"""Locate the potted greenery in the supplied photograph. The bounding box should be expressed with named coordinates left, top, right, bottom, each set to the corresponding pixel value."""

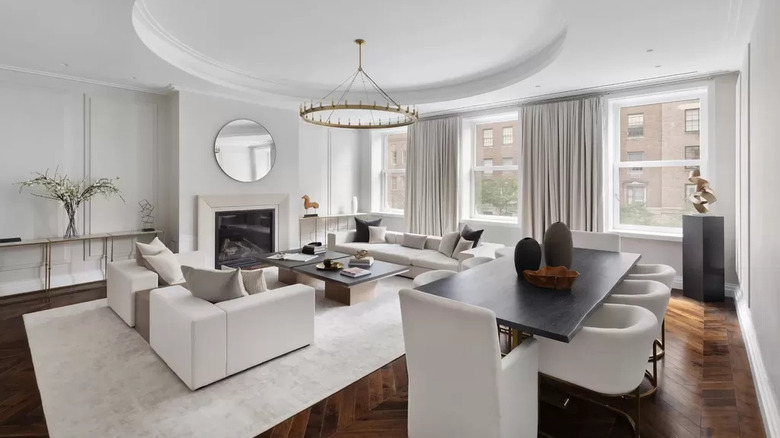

left=19, top=170, right=123, bottom=238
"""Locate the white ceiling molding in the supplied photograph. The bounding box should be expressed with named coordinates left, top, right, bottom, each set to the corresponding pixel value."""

left=0, top=63, right=170, bottom=95
left=132, top=0, right=567, bottom=104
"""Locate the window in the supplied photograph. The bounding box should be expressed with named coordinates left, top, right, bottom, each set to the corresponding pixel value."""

left=607, top=88, right=706, bottom=234
left=483, top=129, right=493, bottom=147
left=685, top=145, right=700, bottom=169
left=685, top=108, right=700, bottom=132
left=624, top=183, right=647, bottom=204
left=502, top=127, right=513, bottom=144
left=627, top=113, right=644, bottom=137
left=627, top=151, right=645, bottom=174
left=380, top=131, right=407, bottom=211
left=464, top=114, right=519, bottom=220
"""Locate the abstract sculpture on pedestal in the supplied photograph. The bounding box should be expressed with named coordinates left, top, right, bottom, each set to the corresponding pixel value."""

left=687, top=169, right=717, bottom=213
left=18, top=170, right=123, bottom=238
left=302, top=195, right=320, bottom=217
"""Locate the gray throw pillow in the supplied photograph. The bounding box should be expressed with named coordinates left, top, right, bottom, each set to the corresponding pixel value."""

left=438, top=231, right=461, bottom=258
left=220, top=266, right=268, bottom=294
left=182, top=266, right=247, bottom=304
left=402, top=233, right=427, bottom=250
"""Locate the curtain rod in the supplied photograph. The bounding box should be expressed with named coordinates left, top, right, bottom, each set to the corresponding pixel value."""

left=419, top=70, right=737, bottom=121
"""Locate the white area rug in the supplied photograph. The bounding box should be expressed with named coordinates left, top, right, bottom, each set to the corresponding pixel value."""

left=24, top=271, right=410, bottom=438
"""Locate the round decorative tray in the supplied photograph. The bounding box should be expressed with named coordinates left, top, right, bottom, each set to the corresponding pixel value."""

left=523, top=266, right=579, bottom=290
left=315, top=262, right=344, bottom=271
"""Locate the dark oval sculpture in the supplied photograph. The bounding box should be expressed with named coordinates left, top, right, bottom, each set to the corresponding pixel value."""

left=543, top=222, right=573, bottom=268
left=514, top=237, right=542, bottom=276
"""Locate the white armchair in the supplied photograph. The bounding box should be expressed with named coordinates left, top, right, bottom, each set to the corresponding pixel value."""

left=571, top=230, right=621, bottom=252
left=150, top=283, right=315, bottom=390
left=399, top=288, right=538, bottom=438
left=107, top=250, right=207, bottom=327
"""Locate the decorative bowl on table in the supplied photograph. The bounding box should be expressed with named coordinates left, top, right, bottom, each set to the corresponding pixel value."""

left=316, top=260, right=344, bottom=271
left=523, top=266, right=579, bottom=290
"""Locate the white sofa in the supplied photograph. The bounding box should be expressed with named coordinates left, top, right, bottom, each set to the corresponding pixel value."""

left=107, top=250, right=207, bottom=327
left=150, top=283, right=315, bottom=390
left=328, top=230, right=504, bottom=278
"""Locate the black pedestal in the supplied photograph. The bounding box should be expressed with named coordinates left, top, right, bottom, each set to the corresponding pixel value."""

left=682, top=214, right=725, bottom=302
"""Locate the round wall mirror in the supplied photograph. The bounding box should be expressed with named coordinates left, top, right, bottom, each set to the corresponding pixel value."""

left=214, top=119, right=277, bottom=182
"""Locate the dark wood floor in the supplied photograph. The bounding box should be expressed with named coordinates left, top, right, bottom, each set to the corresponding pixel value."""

left=0, top=284, right=766, bottom=438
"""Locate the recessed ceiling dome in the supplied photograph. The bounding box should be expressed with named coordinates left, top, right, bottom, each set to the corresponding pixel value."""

left=133, top=0, right=566, bottom=104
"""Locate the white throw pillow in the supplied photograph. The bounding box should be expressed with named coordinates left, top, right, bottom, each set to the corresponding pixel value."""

left=438, top=231, right=461, bottom=257
left=368, top=226, right=387, bottom=244
left=182, top=266, right=247, bottom=303
left=452, top=237, right=475, bottom=259
left=143, top=248, right=184, bottom=285
left=221, top=266, right=268, bottom=295
left=402, top=233, right=427, bottom=250
left=135, top=237, right=167, bottom=266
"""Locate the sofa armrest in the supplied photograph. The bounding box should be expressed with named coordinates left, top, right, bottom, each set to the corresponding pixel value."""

left=175, top=250, right=208, bottom=268
left=149, top=286, right=226, bottom=390
left=107, top=259, right=159, bottom=327
left=328, top=230, right=356, bottom=249
left=456, top=242, right=505, bottom=262
left=216, top=284, right=315, bottom=374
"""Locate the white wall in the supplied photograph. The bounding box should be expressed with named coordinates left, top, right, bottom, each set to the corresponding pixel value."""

left=175, top=91, right=300, bottom=252
left=744, top=0, right=780, bottom=410
left=0, top=70, right=171, bottom=295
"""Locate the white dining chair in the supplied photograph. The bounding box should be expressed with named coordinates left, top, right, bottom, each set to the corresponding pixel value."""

left=399, top=288, right=538, bottom=438
left=460, top=256, right=493, bottom=271
left=606, top=279, right=671, bottom=396
left=571, top=230, right=621, bottom=252
left=627, top=263, right=675, bottom=360
left=412, top=270, right=456, bottom=288
left=537, top=303, right=656, bottom=436
left=495, top=247, right=514, bottom=259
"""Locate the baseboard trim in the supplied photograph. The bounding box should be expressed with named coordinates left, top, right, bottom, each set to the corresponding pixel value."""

left=733, top=285, right=780, bottom=437
left=671, top=275, right=736, bottom=298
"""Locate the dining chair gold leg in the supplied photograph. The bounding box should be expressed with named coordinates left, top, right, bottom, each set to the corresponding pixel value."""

left=640, top=339, right=661, bottom=398
left=649, top=319, right=665, bottom=362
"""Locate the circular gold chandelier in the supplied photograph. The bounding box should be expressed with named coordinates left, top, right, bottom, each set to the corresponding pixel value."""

left=300, top=39, right=419, bottom=129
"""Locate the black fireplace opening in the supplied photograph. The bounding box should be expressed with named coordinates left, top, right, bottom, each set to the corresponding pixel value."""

left=215, top=209, right=275, bottom=269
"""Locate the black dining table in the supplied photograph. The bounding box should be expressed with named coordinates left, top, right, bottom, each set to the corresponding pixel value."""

left=415, top=248, right=641, bottom=343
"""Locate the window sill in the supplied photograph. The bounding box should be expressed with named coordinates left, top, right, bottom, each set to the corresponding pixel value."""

left=609, top=229, right=683, bottom=242
left=462, top=217, right=519, bottom=227
left=369, top=211, right=405, bottom=218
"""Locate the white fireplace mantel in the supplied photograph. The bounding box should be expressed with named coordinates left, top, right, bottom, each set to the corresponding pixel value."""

left=197, top=194, right=289, bottom=268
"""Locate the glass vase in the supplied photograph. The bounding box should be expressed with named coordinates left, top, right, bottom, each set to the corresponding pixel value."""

left=64, top=203, right=79, bottom=239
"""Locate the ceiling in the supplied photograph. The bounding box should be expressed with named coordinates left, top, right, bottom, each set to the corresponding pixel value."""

left=0, top=0, right=758, bottom=114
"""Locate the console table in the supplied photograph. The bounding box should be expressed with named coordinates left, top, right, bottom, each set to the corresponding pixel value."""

left=298, top=213, right=367, bottom=247
left=0, top=229, right=162, bottom=291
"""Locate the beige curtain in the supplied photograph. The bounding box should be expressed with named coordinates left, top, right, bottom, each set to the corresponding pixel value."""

left=521, top=97, right=602, bottom=241
left=405, top=117, right=459, bottom=235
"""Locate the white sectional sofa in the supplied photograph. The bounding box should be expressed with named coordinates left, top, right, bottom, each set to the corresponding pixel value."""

left=150, top=283, right=315, bottom=390
left=328, top=230, right=504, bottom=278
left=107, top=250, right=207, bottom=327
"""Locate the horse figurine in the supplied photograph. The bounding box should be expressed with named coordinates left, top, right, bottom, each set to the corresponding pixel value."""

left=302, top=195, right=320, bottom=217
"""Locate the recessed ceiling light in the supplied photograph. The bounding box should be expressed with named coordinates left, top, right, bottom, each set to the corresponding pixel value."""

left=655, top=65, right=662, bottom=68
left=60, top=63, right=69, bottom=68
left=132, top=76, right=137, bottom=80
left=535, top=85, right=541, bottom=88
left=646, top=49, right=654, bottom=53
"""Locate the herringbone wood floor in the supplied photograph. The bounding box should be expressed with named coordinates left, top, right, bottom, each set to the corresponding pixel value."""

left=0, top=284, right=766, bottom=438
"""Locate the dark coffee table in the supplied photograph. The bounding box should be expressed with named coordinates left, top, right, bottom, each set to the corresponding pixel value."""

left=293, top=260, right=408, bottom=305
left=256, top=249, right=351, bottom=284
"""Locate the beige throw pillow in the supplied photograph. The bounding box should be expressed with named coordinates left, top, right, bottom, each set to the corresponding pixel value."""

left=182, top=266, right=247, bottom=303
left=438, top=231, right=461, bottom=257
left=452, top=237, right=475, bottom=259
left=143, top=248, right=184, bottom=285
left=135, top=237, right=167, bottom=266
left=221, top=266, right=268, bottom=295
left=368, top=226, right=387, bottom=244
left=402, top=233, right=427, bottom=250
